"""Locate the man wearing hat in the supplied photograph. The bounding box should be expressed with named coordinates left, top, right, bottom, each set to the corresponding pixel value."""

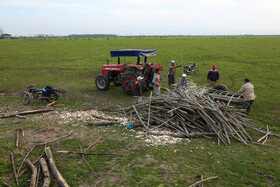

left=177, top=74, right=188, bottom=89
left=237, top=78, right=256, bottom=114
left=207, top=64, right=219, bottom=87
left=135, top=76, right=143, bottom=97
left=168, top=60, right=182, bottom=87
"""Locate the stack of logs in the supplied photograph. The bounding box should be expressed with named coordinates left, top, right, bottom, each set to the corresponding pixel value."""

left=119, top=88, right=279, bottom=146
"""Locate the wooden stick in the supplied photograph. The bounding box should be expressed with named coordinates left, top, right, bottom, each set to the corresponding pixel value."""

left=45, top=147, right=70, bottom=187
left=39, top=158, right=51, bottom=187
left=189, top=176, right=218, bottom=187
left=46, top=101, right=56, bottom=107
left=2, top=181, right=12, bottom=187
left=10, top=152, right=19, bottom=185
left=147, top=91, right=153, bottom=128
left=57, top=151, right=123, bottom=156
left=0, top=121, right=25, bottom=125
left=18, top=145, right=46, bottom=178
left=17, top=145, right=36, bottom=175
left=79, top=144, right=94, bottom=173
left=35, top=130, right=72, bottom=146
left=25, top=159, right=37, bottom=187
left=15, top=114, right=27, bottom=119
left=132, top=105, right=148, bottom=129
left=83, top=137, right=103, bottom=153
left=16, top=129, right=20, bottom=148
left=19, top=128, right=24, bottom=137
left=147, top=131, right=206, bottom=138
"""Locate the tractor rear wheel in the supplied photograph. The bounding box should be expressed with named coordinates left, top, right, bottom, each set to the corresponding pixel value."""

left=95, top=75, right=110, bottom=91
left=213, top=84, right=228, bottom=91
left=122, top=70, right=140, bottom=96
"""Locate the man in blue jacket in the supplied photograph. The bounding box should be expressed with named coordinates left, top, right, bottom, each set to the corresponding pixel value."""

left=207, top=64, right=219, bottom=87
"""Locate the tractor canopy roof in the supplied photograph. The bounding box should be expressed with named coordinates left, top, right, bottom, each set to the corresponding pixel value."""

left=110, top=49, right=157, bottom=57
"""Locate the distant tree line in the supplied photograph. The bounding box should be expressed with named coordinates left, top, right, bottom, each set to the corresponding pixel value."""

left=68, top=34, right=117, bottom=38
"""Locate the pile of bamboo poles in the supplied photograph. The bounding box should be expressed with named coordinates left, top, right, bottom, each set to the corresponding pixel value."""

left=119, top=88, right=279, bottom=146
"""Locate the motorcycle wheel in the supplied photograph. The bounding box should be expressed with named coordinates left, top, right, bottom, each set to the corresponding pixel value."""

left=21, top=92, right=31, bottom=105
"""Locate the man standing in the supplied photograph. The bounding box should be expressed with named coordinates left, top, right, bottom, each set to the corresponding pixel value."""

left=168, top=60, right=182, bottom=87
left=135, top=76, right=143, bottom=97
left=152, top=69, right=161, bottom=95
left=177, top=74, right=188, bottom=89
left=207, top=64, right=219, bottom=87
left=237, top=78, right=256, bottom=114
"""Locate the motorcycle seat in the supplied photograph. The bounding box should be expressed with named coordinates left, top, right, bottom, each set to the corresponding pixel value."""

left=31, top=88, right=42, bottom=93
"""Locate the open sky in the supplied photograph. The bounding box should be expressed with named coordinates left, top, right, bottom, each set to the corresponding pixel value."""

left=0, top=0, right=280, bottom=36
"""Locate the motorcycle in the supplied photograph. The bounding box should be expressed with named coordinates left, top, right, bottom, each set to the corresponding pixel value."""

left=21, top=85, right=59, bottom=105
left=183, top=63, right=198, bottom=75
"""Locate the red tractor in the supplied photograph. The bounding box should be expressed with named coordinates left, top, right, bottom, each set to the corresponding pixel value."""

left=95, top=49, right=163, bottom=96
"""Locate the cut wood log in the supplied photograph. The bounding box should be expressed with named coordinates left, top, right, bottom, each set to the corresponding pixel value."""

left=88, top=121, right=119, bottom=126
left=91, top=114, right=119, bottom=121
left=35, top=164, right=40, bottom=187
left=46, top=101, right=56, bottom=107
left=45, top=147, right=69, bottom=187
left=25, top=159, right=37, bottom=187
left=0, top=108, right=53, bottom=118
left=147, top=131, right=206, bottom=138
left=39, top=158, right=51, bottom=187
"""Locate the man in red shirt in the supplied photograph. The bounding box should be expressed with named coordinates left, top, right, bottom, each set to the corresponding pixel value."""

left=207, top=64, right=219, bottom=87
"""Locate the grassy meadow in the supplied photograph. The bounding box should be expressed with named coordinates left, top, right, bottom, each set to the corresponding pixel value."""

left=0, top=36, right=280, bottom=186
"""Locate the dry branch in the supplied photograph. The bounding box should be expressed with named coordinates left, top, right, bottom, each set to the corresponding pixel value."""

left=25, top=159, right=37, bottom=187
left=17, top=145, right=35, bottom=175
left=10, top=152, right=19, bottom=185
left=57, top=151, right=123, bottom=156
left=45, top=147, right=69, bottom=187
left=79, top=144, right=94, bottom=173
left=189, top=176, right=218, bottom=187
left=18, top=145, right=46, bottom=178
left=0, top=121, right=25, bottom=126
left=83, top=137, right=103, bottom=153
left=35, top=130, right=73, bottom=146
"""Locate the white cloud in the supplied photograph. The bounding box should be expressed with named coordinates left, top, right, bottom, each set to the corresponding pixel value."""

left=1, top=0, right=280, bottom=35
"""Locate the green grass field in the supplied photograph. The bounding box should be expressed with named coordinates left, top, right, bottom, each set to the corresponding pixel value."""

left=0, top=36, right=280, bottom=186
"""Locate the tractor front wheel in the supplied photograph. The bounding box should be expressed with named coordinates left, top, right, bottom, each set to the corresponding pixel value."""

left=95, top=75, right=110, bottom=91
